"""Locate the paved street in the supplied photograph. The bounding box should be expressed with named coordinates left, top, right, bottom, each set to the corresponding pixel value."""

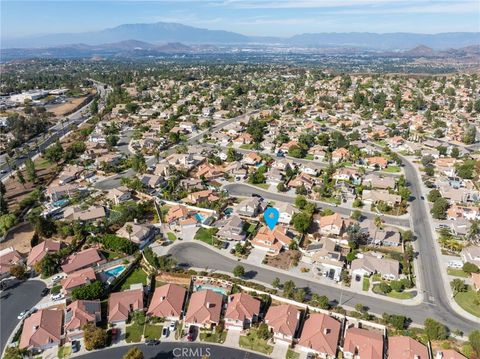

left=77, top=342, right=268, bottom=359
left=0, top=279, right=46, bottom=353
left=167, top=242, right=480, bottom=333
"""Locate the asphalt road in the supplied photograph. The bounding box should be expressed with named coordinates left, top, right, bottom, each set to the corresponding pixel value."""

left=0, top=279, right=46, bottom=353
left=167, top=242, right=479, bottom=333
left=223, top=183, right=410, bottom=228
left=78, top=342, right=268, bottom=359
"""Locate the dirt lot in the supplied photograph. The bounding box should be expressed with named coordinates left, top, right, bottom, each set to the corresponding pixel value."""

left=264, top=250, right=302, bottom=270
left=48, top=96, right=87, bottom=117
left=4, top=157, right=57, bottom=211
left=156, top=273, right=191, bottom=286
left=0, top=221, right=34, bottom=254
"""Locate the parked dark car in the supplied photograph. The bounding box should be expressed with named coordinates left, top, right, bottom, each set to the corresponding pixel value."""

left=187, top=326, right=196, bottom=341
left=40, top=288, right=50, bottom=296
left=71, top=340, right=80, bottom=353
left=145, top=339, right=160, bottom=346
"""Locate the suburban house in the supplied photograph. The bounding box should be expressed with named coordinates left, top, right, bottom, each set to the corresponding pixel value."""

left=235, top=197, right=263, bottom=217
left=242, top=152, right=263, bottom=166
left=360, top=220, right=401, bottom=246
left=64, top=300, right=101, bottom=340
left=297, top=313, right=341, bottom=358
left=216, top=215, right=246, bottom=242
left=264, top=304, right=300, bottom=344
left=318, top=213, right=345, bottom=236
left=251, top=225, right=293, bottom=256
left=147, top=283, right=187, bottom=321
left=363, top=174, right=395, bottom=190
left=0, top=247, right=24, bottom=279
left=289, top=172, right=317, bottom=191
left=308, top=237, right=344, bottom=282
left=63, top=205, right=106, bottom=223
left=342, top=327, right=384, bottom=359
left=116, top=222, right=155, bottom=248
left=365, top=156, right=388, bottom=170
left=185, top=190, right=219, bottom=205
left=351, top=253, right=400, bottom=280
left=388, top=336, right=429, bottom=359
left=61, top=248, right=105, bottom=274
left=46, top=183, right=81, bottom=202
left=460, top=246, right=480, bottom=266
left=224, top=292, right=261, bottom=330
left=61, top=267, right=97, bottom=294
left=139, top=174, right=164, bottom=189
left=184, top=289, right=223, bottom=329
left=331, top=147, right=349, bottom=163
left=27, top=240, right=61, bottom=268
left=59, top=165, right=84, bottom=185
left=165, top=204, right=190, bottom=224
left=106, top=187, right=132, bottom=205
left=108, top=289, right=144, bottom=324
left=276, top=202, right=299, bottom=224
left=19, top=309, right=63, bottom=350
left=362, top=190, right=401, bottom=207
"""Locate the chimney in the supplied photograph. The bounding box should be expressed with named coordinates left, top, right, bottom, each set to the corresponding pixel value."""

left=324, top=328, right=330, bottom=335
left=207, top=302, right=213, bottom=308
left=134, top=218, right=138, bottom=224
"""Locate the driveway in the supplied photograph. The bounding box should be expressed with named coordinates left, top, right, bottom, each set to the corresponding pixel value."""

left=181, top=226, right=199, bottom=241
left=224, top=329, right=241, bottom=347
left=246, top=247, right=267, bottom=265
left=271, top=340, right=290, bottom=359
left=0, top=279, right=46, bottom=352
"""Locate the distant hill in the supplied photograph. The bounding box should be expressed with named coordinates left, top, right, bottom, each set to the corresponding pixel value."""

left=2, top=21, right=479, bottom=50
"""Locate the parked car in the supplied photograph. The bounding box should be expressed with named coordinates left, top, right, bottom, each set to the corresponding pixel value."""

left=52, top=275, right=63, bottom=283
left=40, top=288, right=50, bottom=296
left=51, top=293, right=64, bottom=301
left=145, top=339, right=160, bottom=346
left=187, top=326, right=196, bottom=341
left=17, top=310, right=28, bottom=320
left=162, top=327, right=169, bottom=338
left=169, top=321, right=176, bottom=331
left=71, top=340, right=80, bottom=353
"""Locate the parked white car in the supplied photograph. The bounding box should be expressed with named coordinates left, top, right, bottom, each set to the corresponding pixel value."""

left=51, top=293, right=64, bottom=301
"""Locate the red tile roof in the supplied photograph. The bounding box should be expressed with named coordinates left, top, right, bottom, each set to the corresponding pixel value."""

left=184, top=289, right=223, bottom=325
left=147, top=283, right=186, bottom=318
left=343, top=328, right=384, bottom=359
left=61, top=248, right=103, bottom=273
left=20, top=309, right=62, bottom=349
left=27, top=240, right=61, bottom=267
left=388, top=336, right=428, bottom=359
left=297, top=313, right=341, bottom=356
left=108, top=289, right=144, bottom=323
left=225, top=292, right=261, bottom=322
left=265, top=304, right=300, bottom=337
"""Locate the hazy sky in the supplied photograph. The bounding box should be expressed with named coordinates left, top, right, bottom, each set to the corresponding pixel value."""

left=2, top=0, right=479, bottom=38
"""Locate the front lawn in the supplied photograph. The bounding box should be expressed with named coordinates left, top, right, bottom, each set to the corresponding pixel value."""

left=167, top=232, right=176, bottom=241
left=125, top=323, right=143, bottom=343
left=383, top=166, right=401, bottom=173
left=388, top=291, right=415, bottom=300
left=120, top=267, right=148, bottom=291
left=199, top=330, right=227, bottom=343
left=304, top=154, right=314, bottom=160
left=194, top=228, right=220, bottom=246
left=362, top=277, right=370, bottom=291
left=239, top=330, right=274, bottom=355
left=454, top=287, right=480, bottom=317
left=144, top=324, right=163, bottom=340
left=286, top=349, right=300, bottom=359
left=240, top=144, right=255, bottom=150
left=253, top=183, right=270, bottom=190
left=447, top=268, right=469, bottom=278
left=58, top=345, right=71, bottom=359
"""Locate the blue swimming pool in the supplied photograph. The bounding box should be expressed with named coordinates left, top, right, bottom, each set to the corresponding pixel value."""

left=195, top=285, right=228, bottom=295
left=52, top=199, right=69, bottom=207
left=195, top=213, right=205, bottom=222
left=104, top=265, right=126, bottom=277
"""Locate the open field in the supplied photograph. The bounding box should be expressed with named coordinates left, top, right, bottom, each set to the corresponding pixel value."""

left=0, top=221, right=34, bottom=254
left=48, top=96, right=87, bottom=117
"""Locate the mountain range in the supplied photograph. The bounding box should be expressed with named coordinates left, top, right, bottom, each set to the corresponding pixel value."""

left=2, top=21, right=479, bottom=50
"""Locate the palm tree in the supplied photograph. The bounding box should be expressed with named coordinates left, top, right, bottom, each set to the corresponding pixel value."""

left=125, top=224, right=133, bottom=242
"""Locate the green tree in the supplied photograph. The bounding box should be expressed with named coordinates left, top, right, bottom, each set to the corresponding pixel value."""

left=83, top=323, right=108, bottom=350
left=431, top=198, right=449, bottom=219
left=24, top=158, right=37, bottom=183
left=130, top=154, right=146, bottom=173
left=469, top=330, right=480, bottom=359
left=427, top=189, right=442, bottom=202
left=72, top=281, right=106, bottom=300
left=9, top=264, right=26, bottom=279
left=424, top=318, right=448, bottom=340
left=226, top=148, right=240, bottom=162
left=3, top=347, right=27, bottom=359
left=272, top=277, right=281, bottom=288
left=123, top=347, right=144, bottom=359
left=292, top=212, right=311, bottom=233
left=257, top=323, right=271, bottom=340
left=44, top=140, right=64, bottom=167
left=295, top=195, right=307, bottom=209
left=283, top=280, right=296, bottom=298
left=16, top=170, right=26, bottom=188
left=233, top=265, right=245, bottom=278
left=450, top=279, right=467, bottom=297
left=463, top=262, right=479, bottom=274
left=106, top=134, right=119, bottom=148
left=0, top=213, right=16, bottom=236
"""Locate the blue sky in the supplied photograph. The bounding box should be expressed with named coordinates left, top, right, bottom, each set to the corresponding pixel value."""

left=2, top=0, right=479, bottom=38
